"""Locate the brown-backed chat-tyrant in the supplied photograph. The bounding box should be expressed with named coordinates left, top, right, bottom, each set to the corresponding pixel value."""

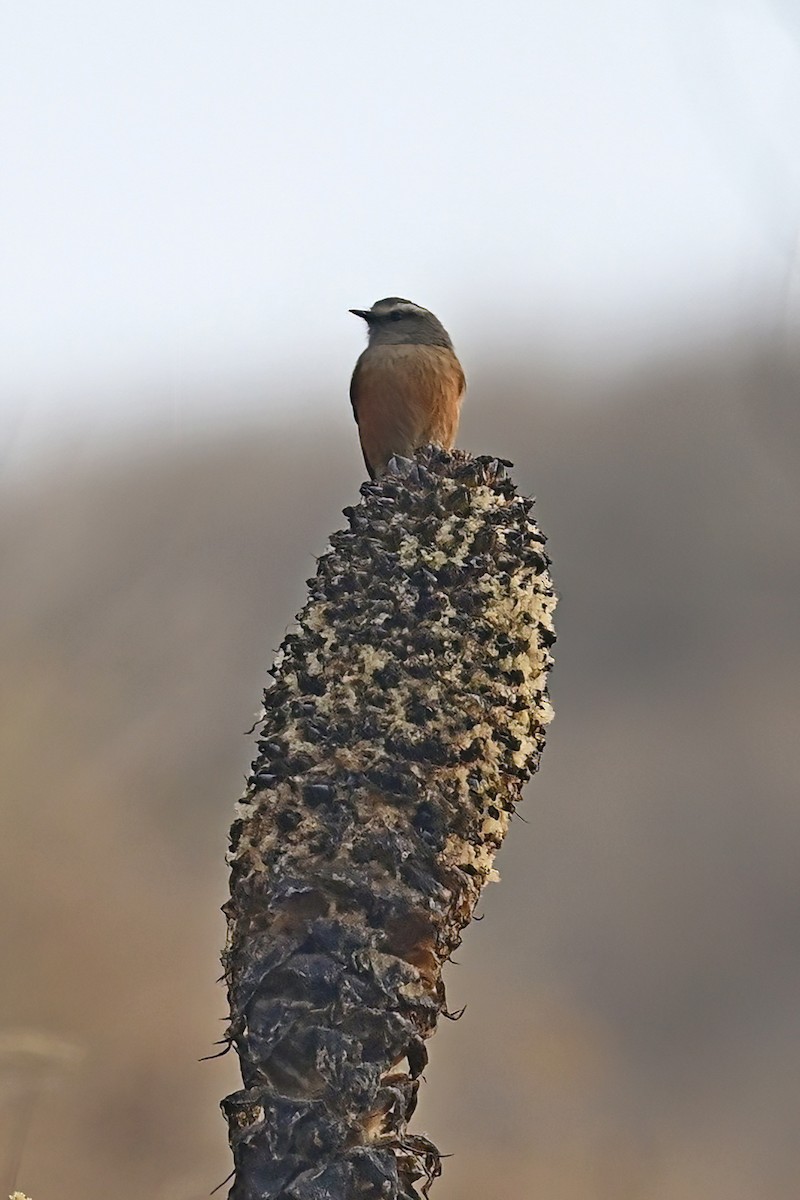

left=349, top=297, right=466, bottom=478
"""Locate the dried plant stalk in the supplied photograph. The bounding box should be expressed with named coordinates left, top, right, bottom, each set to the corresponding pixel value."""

left=222, top=448, right=556, bottom=1200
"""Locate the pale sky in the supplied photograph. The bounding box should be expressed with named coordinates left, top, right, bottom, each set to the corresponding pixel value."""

left=2, top=0, right=799, bottom=460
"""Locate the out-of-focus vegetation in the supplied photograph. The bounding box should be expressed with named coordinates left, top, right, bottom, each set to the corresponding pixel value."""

left=2, top=329, right=799, bottom=1199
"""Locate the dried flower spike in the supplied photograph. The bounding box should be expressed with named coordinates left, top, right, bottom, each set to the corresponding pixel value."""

left=222, top=447, right=556, bottom=1199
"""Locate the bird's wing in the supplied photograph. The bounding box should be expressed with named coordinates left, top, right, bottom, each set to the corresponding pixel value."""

left=349, top=351, right=368, bottom=424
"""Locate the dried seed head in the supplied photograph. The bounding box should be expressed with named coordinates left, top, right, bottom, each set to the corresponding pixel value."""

left=223, top=446, right=556, bottom=1199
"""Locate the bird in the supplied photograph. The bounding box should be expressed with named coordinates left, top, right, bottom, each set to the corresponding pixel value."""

left=349, top=297, right=466, bottom=478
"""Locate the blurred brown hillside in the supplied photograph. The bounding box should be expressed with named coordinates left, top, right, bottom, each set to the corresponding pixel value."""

left=1, top=332, right=799, bottom=1200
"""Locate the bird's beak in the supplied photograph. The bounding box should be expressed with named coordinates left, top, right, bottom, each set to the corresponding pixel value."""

left=349, top=308, right=371, bottom=321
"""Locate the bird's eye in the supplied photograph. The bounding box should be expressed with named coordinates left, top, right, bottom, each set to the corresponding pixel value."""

left=389, top=310, right=403, bottom=321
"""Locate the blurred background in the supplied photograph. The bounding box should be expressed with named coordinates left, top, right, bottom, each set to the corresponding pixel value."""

left=2, top=2, right=799, bottom=1197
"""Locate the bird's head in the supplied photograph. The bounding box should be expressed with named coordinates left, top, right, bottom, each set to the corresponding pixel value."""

left=349, top=298, right=453, bottom=348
